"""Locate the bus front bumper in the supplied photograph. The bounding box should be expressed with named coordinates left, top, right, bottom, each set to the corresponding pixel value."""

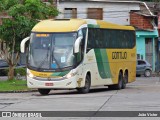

left=27, top=76, right=83, bottom=89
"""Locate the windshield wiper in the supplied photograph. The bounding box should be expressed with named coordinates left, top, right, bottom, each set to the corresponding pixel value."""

left=37, top=47, right=50, bottom=70
left=52, top=52, right=62, bottom=70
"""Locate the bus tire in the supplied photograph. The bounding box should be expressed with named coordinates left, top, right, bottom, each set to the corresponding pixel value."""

left=77, top=75, right=91, bottom=94
left=122, top=72, right=128, bottom=89
left=108, top=72, right=123, bottom=90
left=38, top=89, right=51, bottom=95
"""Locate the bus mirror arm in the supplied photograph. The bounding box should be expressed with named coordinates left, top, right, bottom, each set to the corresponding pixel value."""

left=74, top=36, right=82, bottom=53
left=20, top=37, right=30, bottom=53
left=87, top=47, right=91, bottom=52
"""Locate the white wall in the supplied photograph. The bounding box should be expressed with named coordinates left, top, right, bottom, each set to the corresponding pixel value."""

left=57, top=2, right=140, bottom=25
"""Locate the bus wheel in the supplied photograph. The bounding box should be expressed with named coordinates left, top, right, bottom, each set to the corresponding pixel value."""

left=77, top=75, right=91, bottom=94
left=122, top=72, right=128, bottom=89
left=108, top=72, right=123, bottom=90
left=116, top=72, right=123, bottom=89
left=38, top=89, right=51, bottom=95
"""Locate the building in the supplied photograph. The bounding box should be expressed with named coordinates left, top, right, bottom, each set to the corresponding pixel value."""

left=130, top=6, right=159, bottom=72
left=158, top=16, right=160, bottom=37
left=146, top=1, right=160, bottom=71
left=1, top=0, right=159, bottom=71
left=56, top=0, right=141, bottom=25
left=55, top=0, right=159, bottom=72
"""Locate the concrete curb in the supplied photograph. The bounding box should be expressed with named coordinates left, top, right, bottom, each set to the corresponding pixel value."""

left=0, top=89, right=38, bottom=93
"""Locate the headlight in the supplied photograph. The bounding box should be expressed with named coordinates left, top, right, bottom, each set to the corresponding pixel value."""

left=66, top=71, right=77, bottom=79
left=66, top=74, right=72, bottom=79
left=27, top=70, right=34, bottom=78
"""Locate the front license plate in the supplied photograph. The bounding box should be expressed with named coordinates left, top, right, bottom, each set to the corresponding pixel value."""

left=45, top=83, right=54, bottom=86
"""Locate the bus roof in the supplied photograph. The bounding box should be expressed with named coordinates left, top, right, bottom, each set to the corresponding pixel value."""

left=97, top=20, right=135, bottom=30
left=32, top=19, right=87, bottom=32
left=32, top=19, right=135, bottom=32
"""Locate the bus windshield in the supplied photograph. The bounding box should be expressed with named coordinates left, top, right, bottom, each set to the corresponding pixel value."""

left=28, top=32, right=77, bottom=71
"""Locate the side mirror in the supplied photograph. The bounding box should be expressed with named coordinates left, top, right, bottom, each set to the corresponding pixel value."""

left=74, top=36, right=82, bottom=53
left=20, top=37, right=30, bottom=53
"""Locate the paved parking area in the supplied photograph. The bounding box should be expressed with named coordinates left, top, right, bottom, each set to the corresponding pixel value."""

left=0, top=77, right=160, bottom=119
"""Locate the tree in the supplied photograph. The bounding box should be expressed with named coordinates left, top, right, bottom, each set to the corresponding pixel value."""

left=0, top=0, right=59, bottom=80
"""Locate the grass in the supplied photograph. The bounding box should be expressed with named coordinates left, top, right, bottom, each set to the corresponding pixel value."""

left=0, top=79, right=32, bottom=92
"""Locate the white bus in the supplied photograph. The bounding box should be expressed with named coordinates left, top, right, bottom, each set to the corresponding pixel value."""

left=21, top=19, right=136, bottom=95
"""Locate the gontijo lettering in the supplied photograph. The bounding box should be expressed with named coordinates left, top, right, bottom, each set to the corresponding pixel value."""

left=112, top=52, right=127, bottom=59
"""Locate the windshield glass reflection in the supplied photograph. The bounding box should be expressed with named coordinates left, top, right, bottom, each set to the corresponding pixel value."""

left=28, top=32, right=77, bottom=71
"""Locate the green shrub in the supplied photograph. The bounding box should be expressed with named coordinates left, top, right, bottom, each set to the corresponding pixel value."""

left=0, top=67, right=26, bottom=76
left=15, top=67, right=26, bottom=76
